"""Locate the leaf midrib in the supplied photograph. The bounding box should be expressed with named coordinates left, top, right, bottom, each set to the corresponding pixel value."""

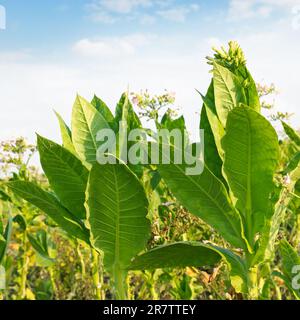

left=112, top=166, right=121, bottom=270
left=78, top=101, right=98, bottom=153
left=214, top=63, right=236, bottom=111
left=245, top=111, right=253, bottom=241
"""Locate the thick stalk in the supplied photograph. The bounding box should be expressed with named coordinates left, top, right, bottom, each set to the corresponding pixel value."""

left=76, top=242, right=86, bottom=279
left=247, top=265, right=259, bottom=300
left=91, top=249, right=103, bottom=300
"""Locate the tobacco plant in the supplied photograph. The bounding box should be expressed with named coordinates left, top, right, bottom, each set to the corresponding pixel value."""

left=130, top=42, right=300, bottom=299
left=5, top=42, right=300, bottom=300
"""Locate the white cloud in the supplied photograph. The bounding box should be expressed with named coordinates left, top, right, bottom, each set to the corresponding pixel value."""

left=157, top=7, right=190, bottom=22
left=87, top=0, right=153, bottom=24
left=140, top=14, right=156, bottom=25
left=228, top=0, right=300, bottom=20
left=157, top=4, right=199, bottom=22
left=72, top=34, right=153, bottom=58
left=89, top=11, right=117, bottom=23
left=87, top=0, right=200, bottom=24
left=100, top=0, right=152, bottom=13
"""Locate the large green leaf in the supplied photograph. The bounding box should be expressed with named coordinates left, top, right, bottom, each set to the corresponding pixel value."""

left=222, top=106, right=279, bottom=245
left=72, top=95, right=110, bottom=165
left=129, top=242, right=221, bottom=270
left=157, top=154, right=246, bottom=249
left=54, top=111, right=76, bottom=156
left=281, top=121, right=300, bottom=147
left=86, top=163, right=150, bottom=272
left=6, top=181, right=90, bottom=244
left=213, top=62, right=246, bottom=127
left=37, top=134, right=88, bottom=219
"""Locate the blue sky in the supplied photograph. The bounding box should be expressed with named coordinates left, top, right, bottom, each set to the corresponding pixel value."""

left=0, top=0, right=300, bottom=144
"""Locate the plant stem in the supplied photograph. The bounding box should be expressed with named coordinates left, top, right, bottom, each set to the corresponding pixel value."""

left=76, top=242, right=86, bottom=279
left=149, top=271, right=159, bottom=300
left=49, top=267, right=57, bottom=299
left=91, top=249, right=103, bottom=300
left=247, top=265, right=259, bottom=300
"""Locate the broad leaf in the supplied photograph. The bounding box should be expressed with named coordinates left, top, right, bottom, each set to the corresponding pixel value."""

left=213, top=62, right=246, bottom=127
left=86, top=163, right=150, bottom=271
left=157, top=154, right=246, bottom=249
left=54, top=111, right=76, bottom=155
left=37, top=134, right=88, bottom=219
left=6, top=181, right=90, bottom=244
left=72, top=95, right=109, bottom=165
left=129, top=241, right=221, bottom=270
left=222, top=106, right=279, bottom=246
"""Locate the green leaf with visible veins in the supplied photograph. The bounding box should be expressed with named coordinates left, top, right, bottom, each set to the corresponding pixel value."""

left=37, top=134, right=89, bottom=219
left=129, top=242, right=221, bottom=270
left=157, top=153, right=246, bottom=250
left=6, top=181, right=90, bottom=244
left=213, top=62, right=246, bottom=127
left=86, top=163, right=150, bottom=272
left=222, top=106, right=279, bottom=246
left=72, top=95, right=110, bottom=165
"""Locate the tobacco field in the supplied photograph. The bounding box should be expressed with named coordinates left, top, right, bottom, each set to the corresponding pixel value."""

left=0, top=42, right=300, bottom=300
